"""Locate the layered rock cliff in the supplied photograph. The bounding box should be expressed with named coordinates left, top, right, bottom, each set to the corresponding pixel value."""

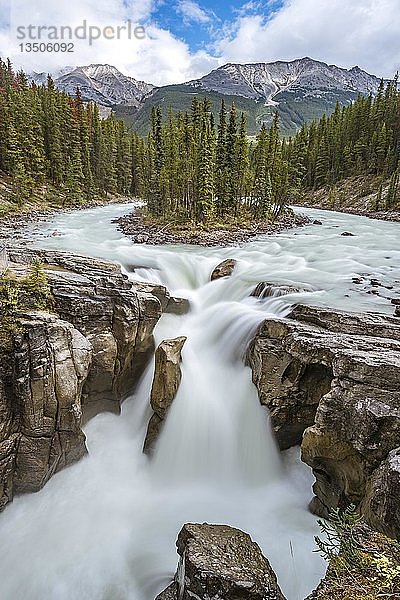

left=247, top=304, right=400, bottom=538
left=0, top=312, right=91, bottom=509
left=0, top=248, right=168, bottom=510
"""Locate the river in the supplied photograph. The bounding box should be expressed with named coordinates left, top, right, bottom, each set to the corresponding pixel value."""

left=0, top=203, right=399, bottom=600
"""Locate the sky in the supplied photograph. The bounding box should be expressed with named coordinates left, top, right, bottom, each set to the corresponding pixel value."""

left=0, top=0, right=399, bottom=85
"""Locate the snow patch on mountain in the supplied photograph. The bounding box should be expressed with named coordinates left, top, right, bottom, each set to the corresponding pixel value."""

left=29, top=64, right=155, bottom=108
left=186, top=58, right=384, bottom=105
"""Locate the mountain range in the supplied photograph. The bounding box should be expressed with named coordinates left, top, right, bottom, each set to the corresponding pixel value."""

left=30, top=58, right=387, bottom=136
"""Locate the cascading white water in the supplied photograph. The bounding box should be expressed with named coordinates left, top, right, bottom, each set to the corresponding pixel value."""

left=0, top=203, right=399, bottom=600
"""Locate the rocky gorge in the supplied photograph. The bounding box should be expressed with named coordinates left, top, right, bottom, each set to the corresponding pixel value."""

left=0, top=246, right=169, bottom=510
left=246, top=302, right=400, bottom=539
left=0, top=203, right=399, bottom=600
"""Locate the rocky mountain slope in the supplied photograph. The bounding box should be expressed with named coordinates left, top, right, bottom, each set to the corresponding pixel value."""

left=120, top=57, right=388, bottom=136
left=30, top=64, right=154, bottom=108
left=31, top=58, right=389, bottom=136
left=188, top=58, right=382, bottom=104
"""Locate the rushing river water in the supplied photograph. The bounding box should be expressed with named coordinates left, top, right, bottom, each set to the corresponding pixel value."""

left=0, top=204, right=399, bottom=600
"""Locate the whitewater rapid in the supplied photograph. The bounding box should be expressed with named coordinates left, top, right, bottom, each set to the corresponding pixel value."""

left=0, top=203, right=399, bottom=600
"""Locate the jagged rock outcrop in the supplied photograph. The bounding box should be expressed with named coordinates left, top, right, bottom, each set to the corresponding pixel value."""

left=143, top=336, right=186, bottom=454
left=362, top=448, right=400, bottom=539
left=210, top=258, right=237, bottom=281
left=7, top=248, right=167, bottom=418
left=247, top=304, right=400, bottom=536
left=0, top=312, right=91, bottom=509
left=1, top=248, right=167, bottom=509
left=156, top=523, right=286, bottom=600
left=246, top=307, right=334, bottom=450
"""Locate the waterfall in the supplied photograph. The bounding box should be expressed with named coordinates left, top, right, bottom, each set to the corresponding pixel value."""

left=0, top=203, right=399, bottom=600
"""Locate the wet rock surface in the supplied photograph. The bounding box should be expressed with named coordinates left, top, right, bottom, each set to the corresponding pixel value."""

left=248, top=304, right=400, bottom=536
left=0, top=312, right=91, bottom=509
left=143, top=336, right=187, bottom=454
left=211, top=258, right=237, bottom=281
left=251, top=281, right=314, bottom=299
left=156, top=523, right=286, bottom=600
left=0, top=247, right=167, bottom=509
left=165, top=296, right=190, bottom=316
left=144, top=336, right=186, bottom=454
left=155, top=583, right=178, bottom=600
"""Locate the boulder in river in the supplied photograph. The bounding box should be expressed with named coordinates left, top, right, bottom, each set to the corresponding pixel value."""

left=251, top=281, right=314, bottom=299
left=156, top=523, right=286, bottom=600
left=165, top=296, right=190, bottom=316
left=143, top=336, right=186, bottom=454
left=247, top=304, right=400, bottom=536
left=210, top=258, right=237, bottom=281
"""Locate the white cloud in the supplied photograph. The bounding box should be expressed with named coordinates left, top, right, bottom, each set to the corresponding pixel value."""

left=0, top=0, right=218, bottom=85
left=215, top=0, right=400, bottom=78
left=176, top=0, right=212, bottom=25
left=0, top=0, right=398, bottom=86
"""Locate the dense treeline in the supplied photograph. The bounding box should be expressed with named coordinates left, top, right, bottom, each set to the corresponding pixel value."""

left=1, top=56, right=399, bottom=218
left=0, top=58, right=136, bottom=206
left=139, top=77, right=400, bottom=221
left=135, top=99, right=288, bottom=223
left=285, top=77, right=400, bottom=209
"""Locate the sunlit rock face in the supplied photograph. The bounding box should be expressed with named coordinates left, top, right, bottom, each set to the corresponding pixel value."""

left=248, top=303, right=400, bottom=537
left=0, top=248, right=167, bottom=510
left=143, top=336, right=186, bottom=455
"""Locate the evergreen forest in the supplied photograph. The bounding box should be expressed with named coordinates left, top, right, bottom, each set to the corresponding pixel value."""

left=0, top=58, right=399, bottom=221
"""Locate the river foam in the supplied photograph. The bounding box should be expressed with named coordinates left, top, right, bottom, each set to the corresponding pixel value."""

left=0, top=203, right=399, bottom=600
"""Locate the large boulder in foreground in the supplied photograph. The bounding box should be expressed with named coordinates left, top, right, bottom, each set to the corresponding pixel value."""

left=156, top=523, right=286, bottom=600
left=247, top=303, right=400, bottom=536
left=210, top=258, right=237, bottom=281
left=143, top=336, right=186, bottom=454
